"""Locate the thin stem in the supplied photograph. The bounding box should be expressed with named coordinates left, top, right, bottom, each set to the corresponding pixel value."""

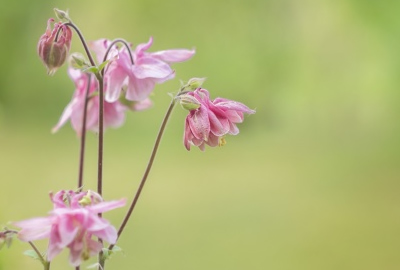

left=64, top=22, right=97, bottom=67
left=28, top=241, right=49, bottom=269
left=102, top=39, right=134, bottom=69
left=77, top=73, right=92, bottom=188
left=97, top=76, right=104, bottom=197
left=108, top=96, right=178, bottom=251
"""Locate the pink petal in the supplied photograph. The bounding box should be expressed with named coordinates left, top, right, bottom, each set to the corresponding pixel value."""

left=150, top=49, right=195, bottom=63
left=183, top=117, right=192, bottom=151
left=188, top=106, right=210, bottom=141
left=89, top=39, right=112, bottom=64
left=105, top=65, right=127, bottom=102
left=88, top=198, right=126, bottom=214
left=213, top=98, right=256, bottom=114
left=134, top=37, right=153, bottom=59
left=92, top=224, right=118, bottom=244
left=126, top=77, right=156, bottom=101
left=52, top=100, right=74, bottom=133
left=14, top=217, right=53, bottom=241
left=132, top=57, right=173, bottom=79
left=104, top=102, right=126, bottom=128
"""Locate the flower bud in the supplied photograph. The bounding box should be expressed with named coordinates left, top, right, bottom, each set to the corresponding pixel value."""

left=37, top=18, right=72, bottom=75
left=178, top=94, right=201, bottom=111
left=54, top=8, right=70, bottom=21
left=182, top=77, right=206, bottom=91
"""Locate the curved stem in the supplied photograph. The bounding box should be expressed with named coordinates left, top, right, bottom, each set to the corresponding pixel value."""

left=77, top=73, right=92, bottom=188
left=97, top=76, right=104, bottom=197
left=102, top=39, right=134, bottom=68
left=64, top=22, right=97, bottom=67
left=108, top=96, right=178, bottom=251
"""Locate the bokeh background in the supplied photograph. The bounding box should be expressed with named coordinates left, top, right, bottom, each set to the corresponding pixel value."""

left=1, top=0, right=399, bottom=269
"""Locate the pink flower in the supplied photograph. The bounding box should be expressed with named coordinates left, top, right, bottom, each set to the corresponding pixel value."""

left=38, top=18, right=72, bottom=75
left=181, top=88, right=255, bottom=151
left=14, top=190, right=125, bottom=266
left=52, top=68, right=127, bottom=135
left=89, top=37, right=195, bottom=103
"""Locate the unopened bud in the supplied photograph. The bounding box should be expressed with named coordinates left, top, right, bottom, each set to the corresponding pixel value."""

left=37, top=18, right=72, bottom=75
left=182, top=77, right=206, bottom=91
left=178, top=94, right=201, bottom=111
left=54, top=8, right=70, bottom=21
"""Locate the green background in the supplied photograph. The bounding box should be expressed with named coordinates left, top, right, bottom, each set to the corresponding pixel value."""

left=1, top=0, right=399, bottom=269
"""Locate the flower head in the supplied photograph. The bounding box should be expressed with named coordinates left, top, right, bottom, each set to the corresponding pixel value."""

left=179, top=88, right=255, bottom=151
left=38, top=18, right=72, bottom=75
left=89, top=37, right=195, bottom=103
left=52, top=68, right=127, bottom=135
left=14, top=190, right=125, bottom=266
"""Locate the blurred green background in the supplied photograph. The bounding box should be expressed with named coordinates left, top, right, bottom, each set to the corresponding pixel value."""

left=1, top=0, right=400, bottom=269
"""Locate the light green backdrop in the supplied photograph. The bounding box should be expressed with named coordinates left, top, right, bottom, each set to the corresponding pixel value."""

left=1, top=0, right=399, bottom=269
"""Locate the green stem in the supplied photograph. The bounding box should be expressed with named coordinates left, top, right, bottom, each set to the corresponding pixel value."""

left=28, top=241, right=49, bottom=270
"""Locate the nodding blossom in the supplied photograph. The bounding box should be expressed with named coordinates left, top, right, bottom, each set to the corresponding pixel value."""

left=37, top=18, right=72, bottom=75
left=14, top=190, right=125, bottom=266
left=89, top=37, right=195, bottom=103
left=179, top=88, right=255, bottom=151
left=52, top=68, right=129, bottom=135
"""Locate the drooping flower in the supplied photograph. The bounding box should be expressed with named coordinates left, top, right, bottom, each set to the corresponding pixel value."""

left=38, top=18, right=72, bottom=75
left=89, top=37, right=195, bottom=103
left=14, top=190, right=125, bottom=266
left=179, top=88, right=255, bottom=151
left=52, top=68, right=127, bottom=135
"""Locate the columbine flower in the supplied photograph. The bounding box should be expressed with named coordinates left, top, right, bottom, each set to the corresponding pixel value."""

left=179, top=88, right=255, bottom=151
left=14, top=190, right=125, bottom=266
left=52, top=68, right=127, bottom=135
left=38, top=18, right=72, bottom=75
left=89, top=37, right=195, bottom=103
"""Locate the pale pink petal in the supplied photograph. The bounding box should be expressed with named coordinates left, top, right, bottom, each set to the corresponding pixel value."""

left=105, top=65, right=127, bottom=102
left=206, top=133, right=220, bottom=147
left=126, top=77, right=156, bottom=101
left=208, top=108, right=229, bottom=136
left=104, top=102, right=126, bottom=128
left=134, top=36, right=153, bottom=59
left=228, top=122, right=240, bottom=135
left=88, top=198, right=126, bottom=214
left=213, top=98, right=256, bottom=114
left=132, top=98, right=153, bottom=111
left=92, top=225, right=118, bottom=244
left=132, top=57, right=173, bottom=79
left=150, top=49, right=195, bottom=63
left=57, top=212, right=80, bottom=247
left=14, top=217, right=53, bottom=241
left=89, top=39, right=112, bottom=64
left=52, top=100, right=75, bottom=133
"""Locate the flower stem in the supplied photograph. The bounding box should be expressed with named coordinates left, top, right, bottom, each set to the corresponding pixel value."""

left=97, top=76, right=104, bottom=198
left=108, top=95, right=178, bottom=251
left=77, top=73, right=92, bottom=189
left=64, top=22, right=97, bottom=67
left=102, top=39, right=134, bottom=67
left=28, top=241, right=49, bottom=270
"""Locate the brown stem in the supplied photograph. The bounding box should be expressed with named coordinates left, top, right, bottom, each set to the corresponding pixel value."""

left=77, top=74, right=92, bottom=188
left=108, top=96, right=178, bottom=251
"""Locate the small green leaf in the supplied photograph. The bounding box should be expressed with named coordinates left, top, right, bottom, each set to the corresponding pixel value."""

left=23, top=250, right=40, bottom=260
left=82, top=66, right=99, bottom=74
left=98, top=60, right=111, bottom=72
